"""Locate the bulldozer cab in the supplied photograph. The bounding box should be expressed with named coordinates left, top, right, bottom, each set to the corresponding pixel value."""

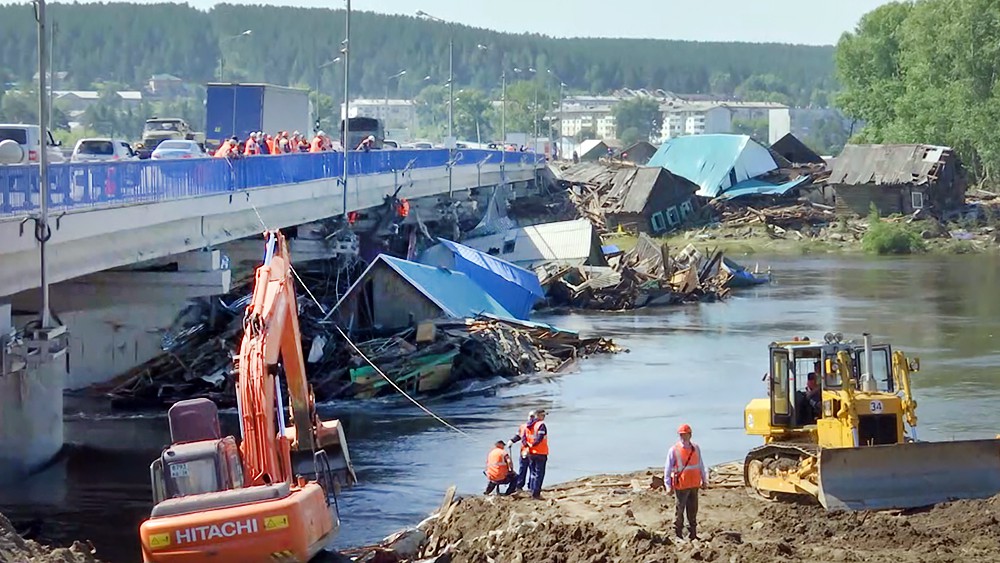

left=768, top=340, right=894, bottom=429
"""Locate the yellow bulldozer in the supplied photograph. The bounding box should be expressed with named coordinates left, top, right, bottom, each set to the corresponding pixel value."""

left=744, top=332, right=1000, bottom=511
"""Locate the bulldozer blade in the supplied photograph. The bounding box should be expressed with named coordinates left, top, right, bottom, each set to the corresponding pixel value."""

left=818, top=439, right=1000, bottom=511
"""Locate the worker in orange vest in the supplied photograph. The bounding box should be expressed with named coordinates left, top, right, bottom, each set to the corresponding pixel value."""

left=506, top=411, right=535, bottom=492
left=265, top=134, right=275, bottom=154
left=244, top=133, right=260, bottom=156
left=396, top=198, right=410, bottom=218
left=483, top=440, right=515, bottom=495
left=310, top=132, right=325, bottom=153
left=524, top=409, right=549, bottom=499
left=664, top=423, right=708, bottom=540
left=213, top=137, right=238, bottom=158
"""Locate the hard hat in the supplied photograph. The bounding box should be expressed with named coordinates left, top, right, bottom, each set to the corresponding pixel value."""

left=318, top=131, right=326, bottom=137
left=367, top=135, right=375, bottom=141
left=677, top=423, right=692, bottom=435
left=536, top=409, right=547, bottom=416
left=528, top=410, right=536, bottom=418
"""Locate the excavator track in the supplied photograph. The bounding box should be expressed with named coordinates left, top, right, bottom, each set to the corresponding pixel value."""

left=743, top=443, right=820, bottom=501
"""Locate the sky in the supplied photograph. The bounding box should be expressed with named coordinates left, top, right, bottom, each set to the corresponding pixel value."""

left=7, top=0, right=894, bottom=45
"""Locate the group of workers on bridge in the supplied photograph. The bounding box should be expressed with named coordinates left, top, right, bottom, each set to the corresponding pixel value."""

left=483, top=416, right=706, bottom=540
left=213, top=131, right=378, bottom=158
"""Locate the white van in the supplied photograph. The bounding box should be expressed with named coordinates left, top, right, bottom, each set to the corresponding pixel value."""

left=71, top=138, right=137, bottom=163
left=0, top=124, right=66, bottom=165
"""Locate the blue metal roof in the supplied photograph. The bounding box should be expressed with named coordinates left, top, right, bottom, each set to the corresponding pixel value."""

left=718, top=176, right=811, bottom=200
left=378, top=255, right=516, bottom=321
left=647, top=135, right=780, bottom=198
left=424, top=239, right=545, bottom=320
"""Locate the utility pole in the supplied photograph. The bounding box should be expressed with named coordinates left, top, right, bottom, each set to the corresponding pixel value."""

left=35, top=0, right=52, bottom=328
left=342, top=0, right=351, bottom=219
left=49, top=20, right=56, bottom=128
left=501, top=69, right=506, bottom=146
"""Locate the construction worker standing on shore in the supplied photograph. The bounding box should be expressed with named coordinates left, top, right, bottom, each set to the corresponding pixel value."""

left=664, top=423, right=708, bottom=540
left=506, top=411, right=535, bottom=491
left=484, top=440, right=516, bottom=495
left=525, top=409, right=548, bottom=499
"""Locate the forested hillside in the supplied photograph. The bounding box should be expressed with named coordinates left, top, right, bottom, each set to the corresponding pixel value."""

left=0, top=3, right=836, bottom=105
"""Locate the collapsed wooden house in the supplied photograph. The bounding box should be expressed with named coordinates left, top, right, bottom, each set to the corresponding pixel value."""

left=827, top=144, right=967, bottom=216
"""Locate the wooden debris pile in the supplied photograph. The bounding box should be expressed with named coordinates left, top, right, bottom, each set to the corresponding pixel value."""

left=539, top=234, right=734, bottom=311
left=103, top=282, right=624, bottom=410
left=709, top=200, right=836, bottom=231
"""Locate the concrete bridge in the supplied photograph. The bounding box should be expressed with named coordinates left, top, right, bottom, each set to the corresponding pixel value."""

left=0, top=148, right=543, bottom=479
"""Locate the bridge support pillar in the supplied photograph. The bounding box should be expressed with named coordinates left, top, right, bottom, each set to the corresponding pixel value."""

left=0, top=304, right=69, bottom=482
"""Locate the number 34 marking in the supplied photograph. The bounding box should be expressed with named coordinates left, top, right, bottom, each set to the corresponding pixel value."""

left=869, top=400, right=884, bottom=413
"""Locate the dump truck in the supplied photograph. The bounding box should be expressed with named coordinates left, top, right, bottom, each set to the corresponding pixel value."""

left=205, top=83, right=311, bottom=150
left=136, top=118, right=205, bottom=159
left=744, top=332, right=1000, bottom=511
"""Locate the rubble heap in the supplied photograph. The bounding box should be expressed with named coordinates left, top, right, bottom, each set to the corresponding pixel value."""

left=102, top=274, right=623, bottom=409
left=0, top=513, right=102, bottom=563
left=538, top=234, right=737, bottom=311
left=709, top=199, right=837, bottom=231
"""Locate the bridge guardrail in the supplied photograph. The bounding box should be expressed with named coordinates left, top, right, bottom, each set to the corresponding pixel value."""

left=0, top=149, right=545, bottom=218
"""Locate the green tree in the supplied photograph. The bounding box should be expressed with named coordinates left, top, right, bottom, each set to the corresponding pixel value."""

left=732, top=118, right=769, bottom=144
left=453, top=89, right=492, bottom=142
left=612, top=97, right=661, bottom=143
left=836, top=0, right=1000, bottom=180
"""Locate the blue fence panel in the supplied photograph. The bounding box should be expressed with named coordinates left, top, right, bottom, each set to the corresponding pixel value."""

left=1, top=148, right=536, bottom=218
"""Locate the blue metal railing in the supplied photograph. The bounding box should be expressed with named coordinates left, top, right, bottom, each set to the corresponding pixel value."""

left=0, top=148, right=546, bottom=218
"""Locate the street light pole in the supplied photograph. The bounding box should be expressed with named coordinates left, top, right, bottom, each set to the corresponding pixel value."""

left=219, top=29, right=252, bottom=82
left=501, top=69, right=506, bottom=146
left=316, top=56, right=341, bottom=132
left=417, top=10, right=454, bottom=195
left=385, top=70, right=407, bottom=124
left=34, top=0, right=52, bottom=328
left=342, top=0, right=351, bottom=219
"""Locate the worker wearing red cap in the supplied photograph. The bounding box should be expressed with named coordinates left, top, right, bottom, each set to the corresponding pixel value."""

left=664, top=423, right=707, bottom=540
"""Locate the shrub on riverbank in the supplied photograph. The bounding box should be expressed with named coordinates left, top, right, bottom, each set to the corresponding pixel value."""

left=862, top=209, right=926, bottom=255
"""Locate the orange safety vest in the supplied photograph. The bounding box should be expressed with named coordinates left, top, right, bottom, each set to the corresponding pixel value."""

left=266, top=138, right=275, bottom=154
left=670, top=441, right=703, bottom=490
left=485, top=447, right=510, bottom=481
left=244, top=139, right=259, bottom=155
left=213, top=143, right=232, bottom=158
left=347, top=211, right=359, bottom=225
left=310, top=137, right=323, bottom=152
left=397, top=198, right=410, bottom=218
left=526, top=421, right=548, bottom=456
left=518, top=423, right=530, bottom=457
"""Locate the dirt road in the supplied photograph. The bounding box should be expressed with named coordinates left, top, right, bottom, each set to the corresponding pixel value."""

left=413, top=467, right=1000, bottom=563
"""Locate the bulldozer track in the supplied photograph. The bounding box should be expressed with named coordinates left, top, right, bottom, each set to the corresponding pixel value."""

left=743, top=443, right=820, bottom=500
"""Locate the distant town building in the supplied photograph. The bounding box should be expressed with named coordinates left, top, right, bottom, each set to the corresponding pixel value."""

left=341, top=99, right=417, bottom=130
left=147, top=74, right=185, bottom=97
left=53, top=90, right=143, bottom=114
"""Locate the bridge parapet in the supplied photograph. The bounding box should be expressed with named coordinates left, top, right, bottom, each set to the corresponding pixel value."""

left=0, top=148, right=543, bottom=218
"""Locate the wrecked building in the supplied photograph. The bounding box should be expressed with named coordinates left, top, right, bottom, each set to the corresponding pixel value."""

left=331, top=254, right=514, bottom=333
left=425, top=219, right=607, bottom=271
left=620, top=141, right=657, bottom=164
left=603, top=167, right=698, bottom=234
left=770, top=133, right=825, bottom=165
left=828, top=144, right=967, bottom=216
left=646, top=134, right=812, bottom=200
left=557, top=161, right=699, bottom=234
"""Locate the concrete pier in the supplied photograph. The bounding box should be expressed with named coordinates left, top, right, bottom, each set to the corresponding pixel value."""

left=0, top=304, right=69, bottom=482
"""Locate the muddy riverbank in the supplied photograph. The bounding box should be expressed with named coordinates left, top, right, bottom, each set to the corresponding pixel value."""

left=404, top=468, right=1000, bottom=563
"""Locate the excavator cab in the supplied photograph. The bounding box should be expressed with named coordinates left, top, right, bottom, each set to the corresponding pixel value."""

left=149, top=399, right=245, bottom=505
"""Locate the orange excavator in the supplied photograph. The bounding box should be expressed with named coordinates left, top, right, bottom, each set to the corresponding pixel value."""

left=139, top=230, right=356, bottom=563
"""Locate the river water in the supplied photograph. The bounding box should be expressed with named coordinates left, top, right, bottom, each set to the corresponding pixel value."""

left=2, top=254, right=999, bottom=562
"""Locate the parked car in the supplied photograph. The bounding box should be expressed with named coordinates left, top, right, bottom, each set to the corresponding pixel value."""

left=412, top=141, right=433, bottom=149
left=383, top=139, right=399, bottom=149
left=150, top=140, right=207, bottom=160
left=0, top=124, right=66, bottom=165
left=71, top=138, right=137, bottom=163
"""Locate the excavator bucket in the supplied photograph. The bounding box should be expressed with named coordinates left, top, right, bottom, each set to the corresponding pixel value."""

left=818, top=439, right=1000, bottom=511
